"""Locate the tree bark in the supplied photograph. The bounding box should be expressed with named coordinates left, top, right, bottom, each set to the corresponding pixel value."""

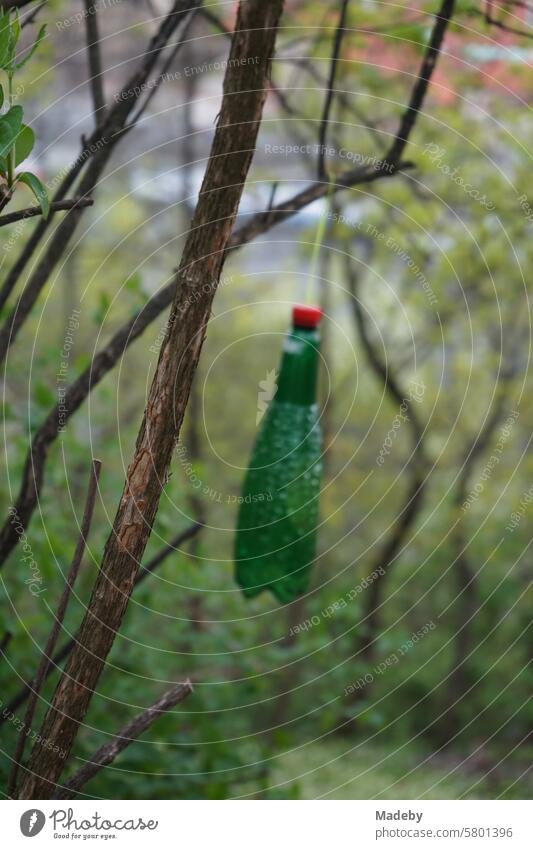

left=17, top=0, right=285, bottom=799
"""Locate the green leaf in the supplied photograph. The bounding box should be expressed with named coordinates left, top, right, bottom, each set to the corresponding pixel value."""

left=0, top=13, right=11, bottom=70
left=14, top=123, right=34, bottom=166
left=0, top=155, right=7, bottom=173
left=0, top=104, right=23, bottom=158
left=34, top=381, right=55, bottom=409
left=94, top=290, right=111, bottom=324
left=17, top=170, right=49, bottom=219
left=9, top=11, right=21, bottom=57
left=16, top=23, right=46, bottom=70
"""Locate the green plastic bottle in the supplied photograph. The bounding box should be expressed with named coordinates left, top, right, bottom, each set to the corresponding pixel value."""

left=235, top=304, right=323, bottom=603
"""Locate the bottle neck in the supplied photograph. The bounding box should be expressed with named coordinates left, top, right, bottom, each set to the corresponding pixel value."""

left=275, top=324, right=321, bottom=407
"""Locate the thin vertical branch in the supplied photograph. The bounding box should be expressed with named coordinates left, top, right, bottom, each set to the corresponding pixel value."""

left=84, top=0, right=106, bottom=127
left=386, top=0, right=456, bottom=167
left=318, top=0, right=350, bottom=181
left=9, top=459, right=101, bottom=798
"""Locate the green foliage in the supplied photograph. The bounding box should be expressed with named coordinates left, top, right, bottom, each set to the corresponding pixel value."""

left=16, top=170, right=48, bottom=217
left=0, top=103, right=21, bottom=157
left=0, top=8, right=48, bottom=216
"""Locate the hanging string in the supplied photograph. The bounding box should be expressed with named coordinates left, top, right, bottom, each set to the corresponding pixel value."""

left=304, top=179, right=336, bottom=305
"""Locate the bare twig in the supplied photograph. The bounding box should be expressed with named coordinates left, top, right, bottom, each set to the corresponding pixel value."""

left=55, top=680, right=193, bottom=799
left=483, top=0, right=533, bottom=38
left=0, top=522, right=202, bottom=722
left=318, top=0, right=350, bottom=181
left=3, top=0, right=42, bottom=9
left=84, top=0, right=106, bottom=127
left=8, top=459, right=101, bottom=798
left=0, top=197, right=94, bottom=228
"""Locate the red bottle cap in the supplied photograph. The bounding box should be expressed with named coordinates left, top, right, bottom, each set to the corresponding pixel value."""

left=292, top=304, right=322, bottom=328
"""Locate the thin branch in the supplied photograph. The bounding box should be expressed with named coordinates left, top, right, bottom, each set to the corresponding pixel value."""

left=127, top=11, right=197, bottom=128
left=8, top=459, right=101, bottom=798
left=318, top=0, right=350, bottom=181
left=457, top=399, right=508, bottom=497
left=0, top=522, right=202, bottom=722
left=55, top=680, right=193, bottom=799
left=84, top=0, right=106, bottom=127
left=484, top=16, right=533, bottom=38
left=0, top=0, right=201, bottom=364
left=136, top=522, right=204, bottom=583
left=483, top=0, right=533, bottom=37
left=0, top=197, right=94, bottom=228
left=386, top=0, right=456, bottom=168
left=228, top=162, right=409, bottom=252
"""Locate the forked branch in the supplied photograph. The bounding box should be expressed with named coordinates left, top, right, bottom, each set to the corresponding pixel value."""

left=55, top=680, right=193, bottom=799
